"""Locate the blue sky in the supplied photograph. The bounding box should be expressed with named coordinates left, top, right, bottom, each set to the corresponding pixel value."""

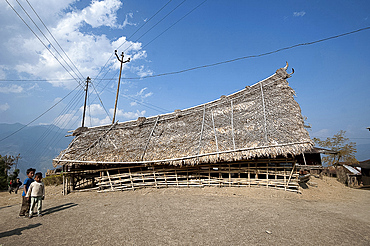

left=0, top=0, right=369, bottom=159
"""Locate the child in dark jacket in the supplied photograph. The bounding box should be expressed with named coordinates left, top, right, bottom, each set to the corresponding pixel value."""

left=19, top=168, right=36, bottom=217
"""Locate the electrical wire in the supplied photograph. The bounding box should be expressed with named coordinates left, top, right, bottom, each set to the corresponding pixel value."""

left=94, top=0, right=188, bottom=83
left=24, top=0, right=85, bottom=80
left=14, top=0, right=84, bottom=83
left=0, top=83, right=82, bottom=142
left=118, top=26, right=370, bottom=80
left=4, top=0, right=84, bottom=88
left=22, top=88, right=85, bottom=161
left=89, top=81, right=112, bottom=121
left=142, top=0, right=208, bottom=50
left=91, top=0, right=174, bottom=86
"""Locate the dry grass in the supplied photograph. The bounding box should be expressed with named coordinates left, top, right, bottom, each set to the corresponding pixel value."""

left=1, top=176, right=369, bottom=245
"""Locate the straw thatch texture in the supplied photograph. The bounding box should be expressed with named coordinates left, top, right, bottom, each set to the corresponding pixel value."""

left=53, top=64, right=312, bottom=167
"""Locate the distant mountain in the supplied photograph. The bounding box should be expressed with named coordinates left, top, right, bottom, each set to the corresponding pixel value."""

left=0, top=123, right=72, bottom=181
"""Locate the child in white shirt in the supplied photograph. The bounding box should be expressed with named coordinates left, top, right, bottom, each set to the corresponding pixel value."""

left=26, top=172, right=45, bottom=218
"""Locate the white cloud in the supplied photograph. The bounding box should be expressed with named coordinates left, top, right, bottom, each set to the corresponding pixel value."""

left=83, top=115, right=111, bottom=127
left=131, top=65, right=153, bottom=78
left=130, top=102, right=137, bottom=106
left=0, top=0, right=148, bottom=90
left=109, top=108, right=146, bottom=120
left=56, top=0, right=126, bottom=30
left=53, top=97, right=63, bottom=104
left=0, top=65, right=6, bottom=79
left=52, top=113, right=80, bottom=129
left=136, top=87, right=153, bottom=98
left=0, top=103, right=9, bottom=111
left=293, top=11, right=306, bottom=17
left=122, top=13, right=136, bottom=27
left=0, top=84, right=24, bottom=93
left=79, top=103, right=107, bottom=116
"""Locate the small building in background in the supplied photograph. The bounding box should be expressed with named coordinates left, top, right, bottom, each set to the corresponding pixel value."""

left=336, top=164, right=362, bottom=187
left=295, top=147, right=337, bottom=175
left=358, top=159, right=370, bottom=186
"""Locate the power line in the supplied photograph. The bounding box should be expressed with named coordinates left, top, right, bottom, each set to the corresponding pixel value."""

left=119, top=26, right=370, bottom=80
left=0, top=83, right=82, bottom=142
left=121, top=0, right=188, bottom=54
left=91, top=0, right=174, bottom=85
left=21, top=88, right=85, bottom=160
left=93, top=0, right=189, bottom=88
left=142, top=0, right=208, bottom=50
left=0, top=78, right=76, bottom=82
left=93, top=81, right=169, bottom=113
left=90, top=0, right=206, bottom=115
left=14, top=0, right=84, bottom=82
left=24, top=0, right=85, bottom=80
left=89, top=81, right=112, bottom=121
left=5, top=0, right=84, bottom=88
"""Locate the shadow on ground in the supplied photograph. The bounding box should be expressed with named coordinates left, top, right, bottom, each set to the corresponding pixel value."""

left=0, top=204, right=17, bottom=210
left=0, top=223, right=42, bottom=238
left=43, top=203, right=78, bottom=215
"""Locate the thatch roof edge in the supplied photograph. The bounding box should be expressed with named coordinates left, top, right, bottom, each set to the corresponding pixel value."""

left=53, top=140, right=312, bottom=166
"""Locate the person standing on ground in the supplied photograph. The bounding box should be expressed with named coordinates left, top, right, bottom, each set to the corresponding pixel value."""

left=8, top=180, right=13, bottom=194
left=19, top=168, right=36, bottom=217
left=26, top=172, right=45, bottom=218
left=14, top=178, right=22, bottom=194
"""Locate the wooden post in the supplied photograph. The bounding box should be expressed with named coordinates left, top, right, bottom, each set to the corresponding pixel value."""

left=187, top=169, right=189, bottom=187
left=62, top=165, right=65, bottom=195
left=248, top=162, right=250, bottom=187
left=164, top=171, right=168, bottom=188
left=153, top=166, right=158, bottom=188
left=208, top=166, right=211, bottom=186
left=228, top=164, right=231, bottom=187
left=106, top=170, right=114, bottom=191
left=128, top=168, right=135, bottom=190
left=112, top=50, right=130, bottom=124
left=266, top=162, right=269, bottom=188
left=117, top=169, right=123, bottom=190
left=286, top=162, right=296, bottom=191
left=175, top=169, right=179, bottom=187
left=81, top=77, right=90, bottom=127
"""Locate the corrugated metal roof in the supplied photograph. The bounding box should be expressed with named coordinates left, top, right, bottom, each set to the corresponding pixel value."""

left=343, top=165, right=361, bottom=175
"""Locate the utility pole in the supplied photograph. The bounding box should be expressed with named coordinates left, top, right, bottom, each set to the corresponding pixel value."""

left=81, top=76, right=90, bottom=127
left=112, top=50, right=130, bottom=124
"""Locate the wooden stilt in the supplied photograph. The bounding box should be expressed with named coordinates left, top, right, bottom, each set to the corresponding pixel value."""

left=106, top=170, right=114, bottom=191
left=153, top=166, right=158, bottom=188
left=128, top=168, right=135, bottom=190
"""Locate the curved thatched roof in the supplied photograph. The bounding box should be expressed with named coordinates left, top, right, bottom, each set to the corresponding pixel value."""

left=53, top=63, right=313, bottom=167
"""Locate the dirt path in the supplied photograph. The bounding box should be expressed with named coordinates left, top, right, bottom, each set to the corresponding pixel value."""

left=1, top=176, right=369, bottom=245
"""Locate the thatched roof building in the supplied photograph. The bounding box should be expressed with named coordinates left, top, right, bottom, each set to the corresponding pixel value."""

left=53, top=63, right=312, bottom=168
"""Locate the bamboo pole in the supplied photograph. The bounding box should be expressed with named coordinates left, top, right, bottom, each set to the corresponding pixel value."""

left=106, top=170, right=114, bottom=191
left=141, top=116, right=159, bottom=161
left=211, top=110, right=219, bottom=158
left=128, top=168, right=135, bottom=190
left=286, top=163, right=296, bottom=191
left=231, top=99, right=236, bottom=150
left=62, top=165, right=65, bottom=195
left=260, top=82, right=268, bottom=143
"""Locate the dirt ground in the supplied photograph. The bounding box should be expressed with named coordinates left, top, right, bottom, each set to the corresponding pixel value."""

left=1, top=176, right=369, bottom=246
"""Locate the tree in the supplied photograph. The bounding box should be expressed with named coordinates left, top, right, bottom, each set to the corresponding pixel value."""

left=313, top=130, right=357, bottom=166
left=0, top=154, right=21, bottom=190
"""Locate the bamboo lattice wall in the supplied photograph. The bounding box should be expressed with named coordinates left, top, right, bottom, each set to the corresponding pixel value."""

left=63, top=158, right=300, bottom=193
